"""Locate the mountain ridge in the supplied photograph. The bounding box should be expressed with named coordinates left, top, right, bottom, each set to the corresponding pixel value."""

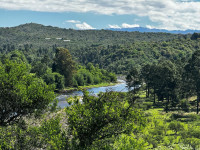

left=2, top=23, right=199, bottom=34
left=107, top=27, right=200, bottom=34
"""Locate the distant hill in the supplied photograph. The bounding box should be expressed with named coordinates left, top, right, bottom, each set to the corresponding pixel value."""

left=0, top=23, right=197, bottom=74
left=108, top=27, right=200, bottom=34
left=0, top=23, right=184, bottom=51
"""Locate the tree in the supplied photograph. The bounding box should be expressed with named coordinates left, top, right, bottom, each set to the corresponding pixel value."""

left=146, top=60, right=180, bottom=111
left=126, top=67, right=141, bottom=93
left=66, top=91, right=145, bottom=149
left=185, top=50, right=200, bottom=114
left=0, top=60, right=55, bottom=125
left=8, top=50, right=28, bottom=64
left=191, top=33, right=200, bottom=40
left=53, top=47, right=76, bottom=87
left=53, top=72, right=65, bottom=90
left=31, top=61, right=49, bottom=77
left=141, top=64, right=151, bottom=98
left=157, top=60, right=180, bottom=112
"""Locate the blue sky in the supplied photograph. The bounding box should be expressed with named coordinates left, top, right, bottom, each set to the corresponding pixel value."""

left=0, top=0, right=200, bottom=30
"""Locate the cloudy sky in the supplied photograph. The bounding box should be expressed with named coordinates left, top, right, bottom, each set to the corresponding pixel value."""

left=0, top=0, right=200, bottom=30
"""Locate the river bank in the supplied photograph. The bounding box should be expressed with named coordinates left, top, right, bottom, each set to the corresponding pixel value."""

left=59, top=80, right=124, bottom=94
left=56, top=79, right=127, bottom=108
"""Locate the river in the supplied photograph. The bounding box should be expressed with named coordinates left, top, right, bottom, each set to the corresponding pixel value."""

left=56, top=80, right=129, bottom=108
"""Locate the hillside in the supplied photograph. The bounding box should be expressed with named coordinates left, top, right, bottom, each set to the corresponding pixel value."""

left=0, top=23, right=183, bottom=50
left=0, top=23, right=199, bottom=74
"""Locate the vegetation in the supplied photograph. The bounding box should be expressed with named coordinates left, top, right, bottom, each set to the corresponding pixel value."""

left=0, top=59, right=54, bottom=126
left=1, top=24, right=200, bottom=149
left=29, top=48, right=117, bottom=90
left=0, top=23, right=194, bottom=74
left=66, top=91, right=145, bottom=149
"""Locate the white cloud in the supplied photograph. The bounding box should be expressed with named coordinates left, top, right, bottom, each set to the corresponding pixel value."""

left=108, top=23, right=139, bottom=29
left=66, top=20, right=80, bottom=23
left=0, top=0, right=200, bottom=30
left=108, top=24, right=121, bottom=28
left=75, top=22, right=95, bottom=30
left=122, top=23, right=140, bottom=28
left=146, top=25, right=154, bottom=29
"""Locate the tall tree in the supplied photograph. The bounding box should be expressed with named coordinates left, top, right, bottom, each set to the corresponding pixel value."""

left=53, top=47, right=76, bottom=87
left=185, top=50, right=200, bottom=114
left=141, top=64, right=151, bottom=98
left=126, top=67, right=141, bottom=93
left=152, top=60, right=180, bottom=112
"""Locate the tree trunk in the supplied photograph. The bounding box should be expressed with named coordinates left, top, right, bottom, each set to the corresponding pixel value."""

left=146, top=86, right=148, bottom=98
left=197, top=95, right=199, bottom=114
left=166, top=95, right=170, bottom=113
left=153, top=87, right=156, bottom=104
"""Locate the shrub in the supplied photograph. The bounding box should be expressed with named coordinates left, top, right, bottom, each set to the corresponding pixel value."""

left=168, top=121, right=184, bottom=134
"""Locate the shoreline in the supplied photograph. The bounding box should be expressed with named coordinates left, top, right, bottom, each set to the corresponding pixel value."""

left=58, top=80, right=125, bottom=94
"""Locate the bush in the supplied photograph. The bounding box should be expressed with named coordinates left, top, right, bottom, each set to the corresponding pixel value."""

left=66, top=91, right=145, bottom=149
left=0, top=60, right=55, bottom=125
left=179, top=99, right=190, bottom=112
left=113, top=134, right=148, bottom=150
left=168, top=121, right=184, bottom=134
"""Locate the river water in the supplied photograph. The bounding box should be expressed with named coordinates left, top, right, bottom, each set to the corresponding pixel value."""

left=56, top=80, right=129, bottom=108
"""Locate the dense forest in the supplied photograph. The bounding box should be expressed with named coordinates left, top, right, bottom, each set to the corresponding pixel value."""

left=1, top=23, right=200, bottom=149
left=0, top=23, right=198, bottom=74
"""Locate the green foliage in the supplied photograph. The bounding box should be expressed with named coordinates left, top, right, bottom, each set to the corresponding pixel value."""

left=1, top=23, right=200, bottom=149
left=74, top=38, right=197, bottom=74
left=0, top=23, right=195, bottom=75
left=0, top=116, right=67, bottom=150
left=191, top=33, right=200, bottom=40
left=185, top=50, right=200, bottom=114
left=0, top=59, right=55, bottom=125
left=66, top=91, right=145, bottom=149
left=53, top=47, right=76, bottom=87
left=0, top=126, right=16, bottom=149
left=113, top=133, right=148, bottom=150
left=74, top=64, right=117, bottom=87
left=168, top=121, right=184, bottom=134
left=7, top=50, right=28, bottom=64
left=37, top=116, right=67, bottom=149
left=31, top=61, right=49, bottom=77
left=179, top=99, right=190, bottom=112
left=180, top=126, right=200, bottom=149
left=53, top=72, right=65, bottom=90
left=31, top=59, right=65, bottom=90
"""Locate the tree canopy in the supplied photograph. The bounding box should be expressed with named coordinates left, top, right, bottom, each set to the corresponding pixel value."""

left=0, top=59, right=55, bottom=125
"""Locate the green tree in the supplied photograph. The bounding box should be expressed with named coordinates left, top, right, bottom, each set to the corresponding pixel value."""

left=8, top=50, right=28, bottom=64
left=0, top=60, right=55, bottom=125
left=66, top=91, right=145, bottom=149
left=31, top=61, right=49, bottom=77
left=185, top=50, right=200, bottom=114
left=191, top=33, right=200, bottom=40
left=141, top=64, right=151, bottom=98
left=31, top=116, right=67, bottom=149
left=148, top=60, right=180, bottom=111
left=53, top=47, right=76, bottom=87
left=126, top=67, right=141, bottom=93
left=53, top=72, right=65, bottom=90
